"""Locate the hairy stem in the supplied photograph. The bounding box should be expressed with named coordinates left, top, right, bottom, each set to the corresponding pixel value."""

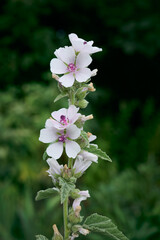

left=63, top=197, right=69, bottom=240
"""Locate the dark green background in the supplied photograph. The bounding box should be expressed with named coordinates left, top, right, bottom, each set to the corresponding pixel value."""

left=0, top=0, right=160, bottom=239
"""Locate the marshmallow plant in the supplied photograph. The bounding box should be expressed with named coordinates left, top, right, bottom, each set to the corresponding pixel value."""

left=36, top=33, right=129, bottom=240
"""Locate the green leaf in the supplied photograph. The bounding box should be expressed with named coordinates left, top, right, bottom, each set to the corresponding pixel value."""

left=84, top=144, right=112, bottom=162
left=59, top=177, right=75, bottom=204
left=81, top=130, right=89, bottom=143
left=35, top=235, right=48, bottom=240
left=83, top=213, right=129, bottom=240
left=54, top=93, right=68, bottom=103
left=35, top=188, right=59, bottom=201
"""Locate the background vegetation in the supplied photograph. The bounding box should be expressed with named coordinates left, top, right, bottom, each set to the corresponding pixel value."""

left=0, top=0, right=160, bottom=239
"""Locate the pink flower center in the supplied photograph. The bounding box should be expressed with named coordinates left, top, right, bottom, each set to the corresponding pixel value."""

left=67, top=63, right=77, bottom=72
left=83, top=41, right=87, bottom=45
left=58, top=134, right=66, bottom=143
left=60, top=115, right=68, bottom=125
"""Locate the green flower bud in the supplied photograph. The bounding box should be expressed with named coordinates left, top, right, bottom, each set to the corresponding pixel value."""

left=76, top=87, right=88, bottom=100
left=76, top=99, right=89, bottom=109
left=70, top=189, right=80, bottom=199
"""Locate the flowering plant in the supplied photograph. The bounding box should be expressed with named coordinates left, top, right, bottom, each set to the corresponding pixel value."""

left=36, top=33, right=129, bottom=240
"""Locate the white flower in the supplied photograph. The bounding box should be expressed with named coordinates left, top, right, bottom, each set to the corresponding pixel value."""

left=72, top=190, right=90, bottom=211
left=39, top=124, right=81, bottom=159
left=69, top=33, right=102, bottom=54
left=73, top=150, right=98, bottom=174
left=50, top=105, right=81, bottom=130
left=46, top=158, right=63, bottom=183
left=50, top=46, right=92, bottom=87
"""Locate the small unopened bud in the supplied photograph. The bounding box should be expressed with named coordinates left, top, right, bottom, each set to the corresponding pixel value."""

left=76, top=99, right=88, bottom=108
left=82, top=114, right=93, bottom=121
left=70, top=189, right=80, bottom=199
left=52, top=224, right=63, bottom=240
left=52, top=74, right=59, bottom=81
left=76, top=87, right=88, bottom=100
left=62, top=164, right=72, bottom=179
left=68, top=206, right=82, bottom=224
left=91, top=69, right=98, bottom=77
left=88, top=82, right=96, bottom=92
left=87, top=132, right=92, bottom=138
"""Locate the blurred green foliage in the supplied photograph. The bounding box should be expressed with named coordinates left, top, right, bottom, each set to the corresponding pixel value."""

left=0, top=0, right=160, bottom=239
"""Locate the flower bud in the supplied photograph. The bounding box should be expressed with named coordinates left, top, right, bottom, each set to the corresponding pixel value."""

left=68, top=206, right=82, bottom=224
left=52, top=224, right=63, bottom=240
left=76, top=87, right=88, bottom=100
left=62, top=164, right=72, bottom=180
left=91, top=69, right=98, bottom=77
left=70, top=189, right=80, bottom=199
left=88, top=82, right=96, bottom=92
left=76, top=99, right=88, bottom=109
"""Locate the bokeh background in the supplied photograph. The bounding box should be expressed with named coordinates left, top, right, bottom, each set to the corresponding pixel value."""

left=0, top=0, right=160, bottom=239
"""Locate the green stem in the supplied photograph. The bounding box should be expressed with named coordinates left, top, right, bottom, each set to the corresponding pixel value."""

left=63, top=197, right=69, bottom=240
left=68, top=158, right=73, bottom=168
left=69, top=90, right=75, bottom=105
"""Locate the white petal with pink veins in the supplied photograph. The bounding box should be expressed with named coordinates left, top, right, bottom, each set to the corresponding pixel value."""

left=51, top=108, right=67, bottom=122
left=50, top=58, right=67, bottom=74
left=65, top=140, right=81, bottom=158
left=75, top=68, right=92, bottom=83
left=59, top=73, right=75, bottom=87
left=45, top=119, right=54, bottom=128
left=39, top=128, right=58, bottom=143
left=67, top=105, right=80, bottom=124
left=76, top=53, right=92, bottom=68
left=46, top=142, right=63, bottom=159
left=54, top=46, right=75, bottom=64
left=66, top=125, right=81, bottom=139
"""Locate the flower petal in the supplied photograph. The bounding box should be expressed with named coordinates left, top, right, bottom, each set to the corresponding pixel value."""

left=66, top=125, right=81, bottom=139
left=75, top=68, right=92, bottom=83
left=51, top=108, right=67, bottom=122
left=76, top=53, right=92, bottom=68
left=65, top=140, right=81, bottom=158
left=47, top=158, right=63, bottom=175
left=39, top=128, right=58, bottom=143
left=59, top=73, right=75, bottom=87
left=46, top=142, right=63, bottom=159
left=54, top=46, right=75, bottom=64
left=50, top=58, right=67, bottom=74
left=67, top=105, right=80, bottom=124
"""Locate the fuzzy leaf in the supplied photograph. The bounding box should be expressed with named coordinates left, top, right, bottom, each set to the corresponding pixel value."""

left=35, top=188, right=59, bottom=201
left=83, top=213, right=129, bottom=240
left=84, top=144, right=112, bottom=162
left=59, top=177, right=75, bottom=204
left=35, top=235, right=48, bottom=240
left=54, top=93, right=68, bottom=103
